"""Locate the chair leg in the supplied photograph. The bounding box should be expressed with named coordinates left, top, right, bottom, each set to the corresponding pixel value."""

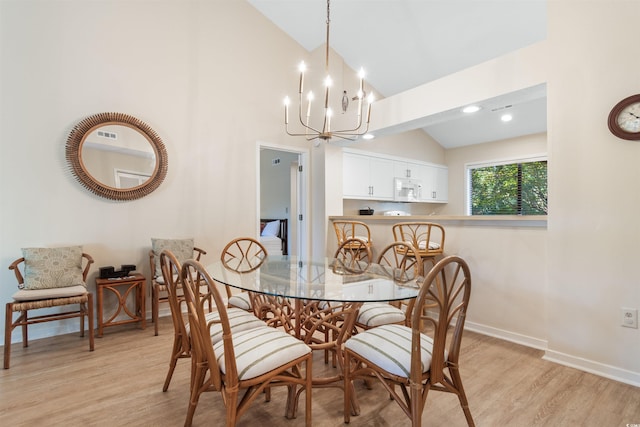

left=152, top=285, right=159, bottom=336
left=344, top=351, right=351, bottom=423
left=21, top=310, right=28, bottom=347
left=184, top=361, right=207, bottom=427
left=225, top=389, right=239, bottom=427
left=305, top=356, right=312, bottom=427
left=80, top=303, right=85, bottom=337
left=162, top=339, right=181, bottom=392
left=410, top=382, right=423, bottom=427
left=87, top=293, right=95, bottom=351
left=4, top=304, right=13, bottom=369
left=285, top=384, right=297, bottom=419
left=450, top=367, right=475, bottom=427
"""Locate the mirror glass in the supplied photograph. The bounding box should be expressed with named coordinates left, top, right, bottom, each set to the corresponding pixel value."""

left=82, top=125, right=156, bottom=189
left=66, top=112, right=168, bottom=201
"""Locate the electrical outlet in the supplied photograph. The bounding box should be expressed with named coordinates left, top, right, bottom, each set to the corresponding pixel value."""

left=621, top=308, right=638, bottom=329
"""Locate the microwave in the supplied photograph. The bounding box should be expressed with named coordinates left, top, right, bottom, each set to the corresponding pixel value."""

left=394, top=177, right=422, bottom=202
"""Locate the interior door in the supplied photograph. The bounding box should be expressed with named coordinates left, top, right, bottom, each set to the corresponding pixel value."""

left=258, top=144, right=308, bottom=259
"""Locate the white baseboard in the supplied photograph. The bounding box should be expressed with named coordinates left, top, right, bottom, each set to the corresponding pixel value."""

left=465, top=321, right=548, bottom=350
left=543, top=350, right=640, bottom=388
left=465, top=321, right=640, bottom=388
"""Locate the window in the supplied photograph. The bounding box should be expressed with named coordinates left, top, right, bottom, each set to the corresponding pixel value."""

left=467, top=157, right=547, bottom=215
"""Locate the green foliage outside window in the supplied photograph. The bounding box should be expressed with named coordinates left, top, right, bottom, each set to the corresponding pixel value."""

left=470, top=160, right=547, bottom=215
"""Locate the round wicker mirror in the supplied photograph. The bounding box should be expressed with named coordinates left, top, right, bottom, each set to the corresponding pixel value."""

left=66, top=112, right=168, bottom=201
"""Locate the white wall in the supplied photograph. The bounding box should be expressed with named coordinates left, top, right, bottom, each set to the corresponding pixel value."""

left=545, top=1, right=640, bottom=382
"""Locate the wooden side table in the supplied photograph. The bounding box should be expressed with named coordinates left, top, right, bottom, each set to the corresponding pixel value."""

left=95, top=273, right=146, bottom=337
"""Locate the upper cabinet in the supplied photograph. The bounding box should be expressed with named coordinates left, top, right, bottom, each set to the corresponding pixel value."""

left=343, top=149, right=448, bottom=203
left=343, top=151, right=395, bottom=200
left=421, top=165, right=448, bottom=202
left=393, top=160, right=423, bottom=180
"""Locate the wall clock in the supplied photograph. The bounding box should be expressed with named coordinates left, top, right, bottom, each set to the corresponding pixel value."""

left=608, top=94, right=640, bottom=140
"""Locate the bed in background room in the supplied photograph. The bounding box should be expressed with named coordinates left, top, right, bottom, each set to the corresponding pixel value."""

left=260, top=218, right=288, bottom=256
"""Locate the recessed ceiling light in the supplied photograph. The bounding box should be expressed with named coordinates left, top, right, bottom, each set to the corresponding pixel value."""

left=462, top=105, right=481, bottom=113
left=362, top=133, right=375, bottom=140
left=501, top=114, right=513, bottom=122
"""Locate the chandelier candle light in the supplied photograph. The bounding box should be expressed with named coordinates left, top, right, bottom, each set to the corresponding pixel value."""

left=284, top=0, right=374, bottom=143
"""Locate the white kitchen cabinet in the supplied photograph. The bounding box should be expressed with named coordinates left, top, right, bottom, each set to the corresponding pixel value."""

left=343, top=151, right=394, bottom=200
left=433, top=166, right=448, bottom=202
left=419, top=165, right=448, bottom=202
left=343, top=149, right=447, bottom=203
left=393, top=160, right=427, bottom=181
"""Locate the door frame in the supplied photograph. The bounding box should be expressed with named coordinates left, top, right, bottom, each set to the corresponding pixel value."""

left=256, top=141, right=310, bottom=260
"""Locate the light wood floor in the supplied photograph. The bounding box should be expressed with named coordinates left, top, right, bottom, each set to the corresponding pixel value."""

left=2, top=317, right=639, bottom=426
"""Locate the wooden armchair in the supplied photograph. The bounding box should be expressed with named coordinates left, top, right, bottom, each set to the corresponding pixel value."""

left=344, top=255, right=474, bottom=426
left=332, top=237, right=372, bottom=275
left=158, top=250, right=265, bottom=392
left=4, top=248, right=95, bottom=369
left=392, top=222, right=445, bottom=268
left=332, top=220, right=372, bottom=258
left=354, top=242, right=424, bottom=330
left=181, top=259, right=312, bottom=426
left=220, top=237, right=268, bottom=311
left=149, top=239, right=208, bottom=335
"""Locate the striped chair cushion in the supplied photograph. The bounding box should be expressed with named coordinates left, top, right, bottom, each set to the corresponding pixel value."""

left=228, top=292, right=252, bottom=310
left=344, top=323, right=437, bottom=378
left=356, top=302, right=405, bottom=327
left=186, top=307, right=265, bottom=344
left=214, top=326, right=311, bottom=380
left=418, top=240, right=440, bottom=250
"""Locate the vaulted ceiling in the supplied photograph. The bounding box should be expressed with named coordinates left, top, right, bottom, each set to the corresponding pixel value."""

left=248, top=0, right=547, bottom=148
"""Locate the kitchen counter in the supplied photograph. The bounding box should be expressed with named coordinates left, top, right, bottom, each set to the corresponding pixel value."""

left=329, top=214, right=547, bottom=227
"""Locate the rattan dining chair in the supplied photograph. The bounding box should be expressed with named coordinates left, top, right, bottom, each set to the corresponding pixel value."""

left=158, top=250, right=265, bottom=393
left=392, top=222, right=445, bottom=269
left=4, top=248, right=95, bottom=369
left=181, top=259, right=312, bottom=426
left=319, top=237, right=373, bottom=366
left=354, top=241, right=424, bottom=330
left=220, top=237, right=268, bottom=311
left=332, top=237, right=372, bottom=275
left=332, top=220, right=372, bottom=259
left=288, top=296, right=361, bottom=419
left=149, top=238, right=209, bottom=335
left=344, top=255, right=474, bottom=427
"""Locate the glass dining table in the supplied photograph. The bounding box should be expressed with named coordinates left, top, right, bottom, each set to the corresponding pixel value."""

left=206, top=255, right=422, bottom=416
left=207, top=255, right=419, bottom=305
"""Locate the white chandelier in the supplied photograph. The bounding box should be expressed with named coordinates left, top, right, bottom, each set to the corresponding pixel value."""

left=284, top=0, right=374, bottom=143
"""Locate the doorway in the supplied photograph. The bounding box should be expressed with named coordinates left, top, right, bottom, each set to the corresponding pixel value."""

left=257, top=143, right=309, bottom=259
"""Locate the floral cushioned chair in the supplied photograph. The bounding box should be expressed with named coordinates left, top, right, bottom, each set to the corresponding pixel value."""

left=149, top=238, right=210, bottom=336
left=4, top=245, right=95, bottom=369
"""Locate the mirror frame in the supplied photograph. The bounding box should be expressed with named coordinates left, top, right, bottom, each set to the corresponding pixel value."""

left=66, top=112, right=168, bottom=201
